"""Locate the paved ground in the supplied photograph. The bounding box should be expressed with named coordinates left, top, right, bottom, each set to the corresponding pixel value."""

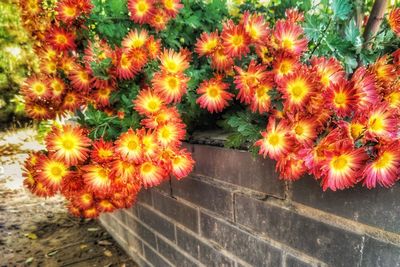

left=0, top=128, right=137, bottom=267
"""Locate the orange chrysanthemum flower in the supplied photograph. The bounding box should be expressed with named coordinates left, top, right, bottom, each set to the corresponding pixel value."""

left=139, top=161, right=166, bottom=188
left=210, top=46, right=234, bottom=72
left=31, top=181, right=57, bottom=198
left=324, top=78, right=358, bottom=118
left=388, top=8, right=400, bottom=36
left=140, top=129, right=159, bottom=158
left=195, top=31, right=220, bottom=57
left=37, top=155, right=70, bottom=191
left=122, top=29, right=149, bottom=49
left=134, top=89, right=164, bottom=116
left=49, top=77, right=66, bottom=99
left=25, top=102, right=51, bottom=120
left=56, top=0, right=80, bottom=24
left=97, top=199, right=115, bottom=213
left=196, top=77, right=233, bottom=113
left=111, top=159, right=137, bottom=183
left=73, top=192, right=94, bottom=209
left=62, top=91, right=82, bottom=111
left=69, top=66, right=92, bottom=91
left=250, top=78, right=274, bottom=114
left=48, top=27, right=76, bottom=51
left=149, top=8, right=170, bottom=31
left=289, top=117, right=318, bottom=145
left=277, top=69, right=315, bottom=111
left=242, top=11, right=269, bottom=44
left=273, top=54, right=298, bottom=81
left=115, top=128, right=143, bottom=163
left=116, top=49, right=137, bottom=80
left=156, top=122, right=186, bottom=148
left=321, top=142, right=367, bottom=191
left=145, top=36, right=161, bottom=59
left=351, top=66, right=378, bottom=110
left=46, top=125, right=91, bottom=166
left=255, top=117, right=293, bottom=160
left=152, top=71, right=189, bottom=103
left=365, top=103, right=399, bottom=140
left=162, top=0, right=183, bottom=17
left=141, top=107, right=181, bottom=129
left=92, top=85, right=113, bottom=107
left=83, top=207, right=99, bottom=218
left=276, top=152, right=306, bottom=181
left=363, top=141, right=400, bottom=189
left=40, top=59, right=57, bottom=75
left=128, top=0, right=154, bottom=24
left=82, top=164, right=112, bottom=194
left=21, top=76, right=51, bottom=100
left=273, top=20, right=307, bottom=56
left=170, top=149, right=194, bottom=180
left=256, top=45, right=274, bottom=65
left=91, top=139, right=114, bottom=163
left=159, top=48, right=190, bottom=74
left=370, top=56, right=397, bottom=85
left=285, top=8, right=304, bottom=23
left=311, top=57, right=345, bottom=89
left=234, top=60, right=268, bottom=104
left=67, top=203, right=82, bottom=217
left=221, top=20, right=250, bottom=58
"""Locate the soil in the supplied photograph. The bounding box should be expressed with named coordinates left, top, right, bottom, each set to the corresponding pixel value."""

left=0, top=128, right=137, bottom=267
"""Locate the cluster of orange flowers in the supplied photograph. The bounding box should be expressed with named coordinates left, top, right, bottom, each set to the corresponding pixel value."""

left=389, top=7, right=400, bottom=37
left=23, top=111, right=193, bottom=217
left=128, top=0, right=183, bottom=31
left=194, top=9, right=400, bottom=191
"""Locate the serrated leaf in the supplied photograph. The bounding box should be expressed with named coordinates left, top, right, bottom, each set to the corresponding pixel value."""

left=345, top=19, right=360, bottom=44
left=332, top=0, right=352, bottom=20
left=303, top=15, right=321, bottom=42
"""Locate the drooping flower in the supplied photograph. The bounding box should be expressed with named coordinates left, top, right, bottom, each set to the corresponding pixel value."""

left=46, top=125, right=91, bottom=166
left=92, top=85, right=113, bottom=107
left=324, top=78, right=358, bottom=117
left=69, top=66, right=92, bottom=91
left=83, top=207, right=99, bottom=218
left=145, top=36, right=161, bottom=59
left=128, top=0, right=154, bottom=24
left=285, top=8, right=304, bottom=23
left=276, top=151, right=306, bottom=181
left=141, top=107, right=181, bottom=129
left=73, top=192, right=94, bottom=209
left=115, top=128, right=143, bottom=163
left=48, top=27, right=76, bottom=51
left=97, top=199, right=116, bottom=213
left=221, top=20, right=250, bottom=58
left=370, top=56, right=397, bottom=85
left=116, top=49, right=138, bottom=80
left=388, top=8, right=400, bottom=37
left=255, top=117, right=293, bottom=160
left=170, top=149, right=194, bottom=179
left=159, top=49, right=190, bottom=74
left=139, top=161, right=166, bottom=188
left=133, top=89, right=165, bottom=115
left=272, top=20, right=308, bottom=56
left=277, top=68, right=315, bottom=111
left=363, top=141, right=400, bottom=189
left=195, top=31, right=220, bottom=57
left=196, top=77, right=233, bottom=113
left=210, top=46, right=234, bottom=72
left=152, top=71, right=189, bottom=103
left=321, top=142, right=367, bottom=191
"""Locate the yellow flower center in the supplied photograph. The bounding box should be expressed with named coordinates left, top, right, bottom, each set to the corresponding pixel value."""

left=334, top=92, right=347, bottom=106
left=369, top=116, right=384, bottom=132
left=147, top=100, right=159, bottom=112
left=64, top=6, right=77, bottom=17
left=167, top=77, right=178, bottom=90
left=33, top=83, right=45, bottom=94
left=165, top=60, right=178, bottom=73
left=207, top=86, right=219, bottom=98
left=127, top=140, right=138, bottom=150
left=332, top=156, right=348, bottom=171
left=161, top=128, right=171, bottom=139
left=62, top=139, right=75, bottom=150
left=164, top=0, right=173, bottom=9
left=141, top=162, right=153, bottom=173
left=56, top=34, right=67, bottom=45
left=137, top=1, right=149, bottom=13
left=350, top=123, right=364, bottom=139
left=374, top=152, right=392, bottom=169
left=321, top=74, right=330, bottom=87
left=50, top=166, right=63, bottom=177
left=279, top=61, right=291, bottom=75
left=231, top=35, right=243, bottom=47
left=98, top=148, right=112, bottom=158
left=294, top=125, right=304, bottom=136
left=281, top=38, right=294, bottom=50
left=268, top=133, right=280, bottom=146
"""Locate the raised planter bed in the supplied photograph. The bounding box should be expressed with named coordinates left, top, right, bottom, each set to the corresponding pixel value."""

left=100, top=143, right=400, bottom=267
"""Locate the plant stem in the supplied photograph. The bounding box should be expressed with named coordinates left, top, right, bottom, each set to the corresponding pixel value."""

left=363, top=0, right=388, bottom=49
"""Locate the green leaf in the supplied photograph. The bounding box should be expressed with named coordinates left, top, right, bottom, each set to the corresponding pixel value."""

left=332, top=0, right=352, bottom=20
left=303, top=15, right=321, bottom=42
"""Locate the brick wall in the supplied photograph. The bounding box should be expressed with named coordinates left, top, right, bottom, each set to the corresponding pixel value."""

left=100, top=143, right=400, bottom=267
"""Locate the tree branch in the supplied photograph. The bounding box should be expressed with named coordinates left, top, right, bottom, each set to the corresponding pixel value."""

left=355, top=0, right=364, bottom=31
left=362, top=0, right=388, bottom=48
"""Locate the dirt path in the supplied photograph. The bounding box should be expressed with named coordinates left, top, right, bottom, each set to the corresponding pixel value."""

left=0, top=128, right=137, bottom=267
